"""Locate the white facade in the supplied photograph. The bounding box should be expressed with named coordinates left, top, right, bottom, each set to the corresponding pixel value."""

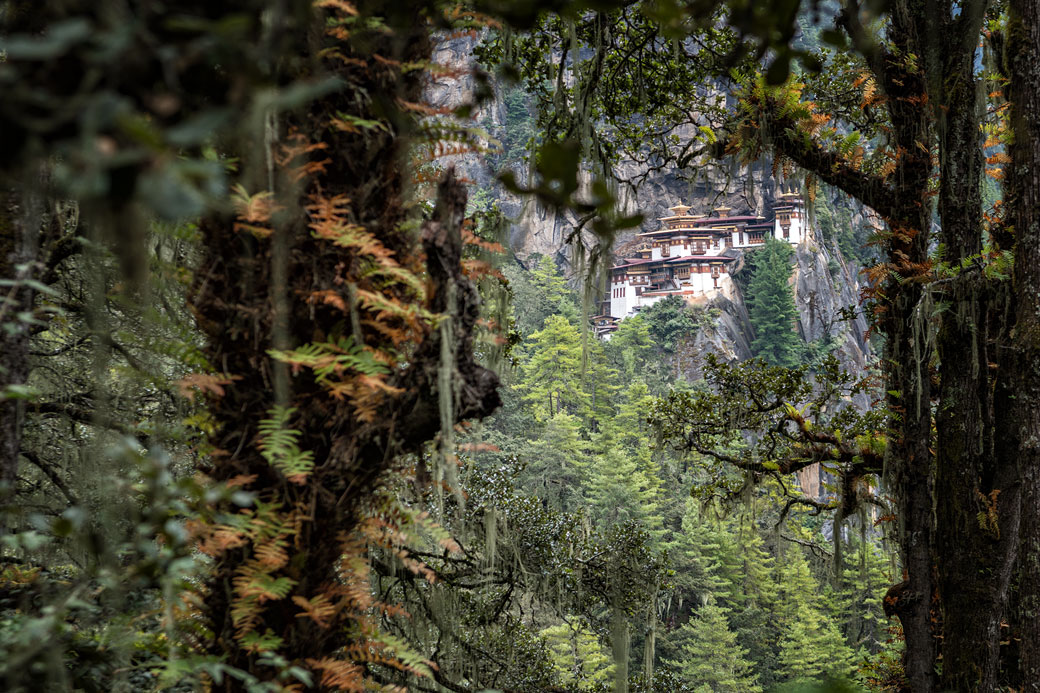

left=605, top=195, right=809, bottom=320
left=609, top=276, right=643, bottom=319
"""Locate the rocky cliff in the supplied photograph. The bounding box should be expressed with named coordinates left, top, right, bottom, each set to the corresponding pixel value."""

left=427, top=34, right=875, bottom=375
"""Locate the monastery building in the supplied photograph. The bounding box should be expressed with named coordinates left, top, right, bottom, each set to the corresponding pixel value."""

left=599, top=192, right=808, bottom=330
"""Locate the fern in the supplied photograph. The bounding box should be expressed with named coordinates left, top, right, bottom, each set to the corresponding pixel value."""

left=269, top=337, right=390, bottom=384
left=256, top=407, right=315, bottom=484
left=239, top=629, right=285, bottom=654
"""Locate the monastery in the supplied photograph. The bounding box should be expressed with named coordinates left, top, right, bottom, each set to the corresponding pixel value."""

left=593, top=192, right=808, bottom=336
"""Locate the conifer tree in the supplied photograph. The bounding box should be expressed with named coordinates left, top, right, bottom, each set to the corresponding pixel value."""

left=716, top=520, right=782, bottom=685
left=586, top=428, right=663, bottom=536
left=747, top=238, right=803, bottom=367
left=840, top=534, right=892, bottom=655
left=614, top=380, right=654, bottom=450
left=776, top=549, right=857, bottom=683
left=530, top=254, right=579, bottom=322
left=583, top=337, right=621, bottom=428
left=668, top=500, right=729, bottom=608
left=523, top=411, right=588, bottom=510
left=605, top=314, right=656, bottom=384
left=540, top=621, right=615, bottom=690
left=665, top=600, right=762, bottom=692
left=518, top=314, right=589, bottom=418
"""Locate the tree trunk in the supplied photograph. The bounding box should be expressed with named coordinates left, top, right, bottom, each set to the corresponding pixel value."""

left=0, top=186, right=38, bottom=528
left=1007, top=0, right=1040, bottom=686
left=932, top=9, right=1022, bottom=687
left=189, top=3, right=500, bottom=687
left=875, top=28, right=937, bottom=688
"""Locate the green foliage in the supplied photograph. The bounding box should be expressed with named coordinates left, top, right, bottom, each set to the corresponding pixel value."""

left=530, top=255, right=580, bottom=322
left=491, top=87, right=538, bottom=167
left=776, top=550, right=858, bottom=684
left=641, top=296, right=697, bottom=354
left=257, top=407, right=315, bottom=483
left=268, top=336, right=390, bottom=384
left=747, top=238, right=804, bottom=367
left=540, top=620, right=616, bottom=689
left=517, top=314, right=589, bottom=419
left=664, top=600, right=762, bottom=692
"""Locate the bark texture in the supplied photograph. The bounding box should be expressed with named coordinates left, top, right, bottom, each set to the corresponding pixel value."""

left=1008, top=0, right=1040, bottom=686
left=0, top=188, right=38, bottom=526
left=188, top=3, right=500, bottom=686
left=931, top=4, right=1022, bottom=689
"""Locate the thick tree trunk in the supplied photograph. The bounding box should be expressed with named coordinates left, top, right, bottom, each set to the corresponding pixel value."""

left=932, top=12, right=1022, bottom=688
left=877, top=36, right=937, bottom=690
left=1007, top=0, right=1040, bottom=686
left=190, top=4, right=500, bottom=688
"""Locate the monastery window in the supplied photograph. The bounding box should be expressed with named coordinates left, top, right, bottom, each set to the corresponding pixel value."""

left=711, top=266, right=721, bottom=277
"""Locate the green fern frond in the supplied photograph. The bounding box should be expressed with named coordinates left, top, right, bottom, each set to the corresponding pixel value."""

left=257, top=407, right=315, bottom=483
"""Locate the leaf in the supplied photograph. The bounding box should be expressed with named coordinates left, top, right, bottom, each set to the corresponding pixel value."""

left=0, top=19, right=91, bottom=60
left=174, top=373, right=239, bottom=401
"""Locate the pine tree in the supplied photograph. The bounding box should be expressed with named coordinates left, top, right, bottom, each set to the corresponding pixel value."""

left=583, top=337, right=621, bottom=428
left=840, top=533, right=893, bottom=655
left=518, top=315, right=589, bottom=419
left=747, top=238, right=803, bottom=367
left=775, top=549, right=857, bottom=683
left=665, top=600, right=762, bottom=692
left=668, top=500, right=729, bottom=608
left=586, top=428, right=663, bottom=536
left=605, top=313, right=656, bottom=384
left=715, top=519, right=782, bottom=686
left=530, top=254, right=579, bottom=322
left=540, top=621, right=615, bottom=690
left=523, top=411, right=588, bottom=511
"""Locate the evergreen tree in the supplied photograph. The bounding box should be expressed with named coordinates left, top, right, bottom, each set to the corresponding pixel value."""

left=583, top=337, right=621, bottom=428
left=840, top=532, right=893, bottom=655
left=664, top=600, right=762, bottom=692
left=716, top=519, right=782, bottom=687
left=605, top=313, right=658, bottom=385
left=747, top=238, right=804, bottom=367
left=523, top=411, right=588, bottom=511
left=641, top=295, right=696, bottom=353
left=518, top=315, right=589, bottom=419
left=530, top=254, right=579, bottom=322
left=776, top=549, right=857, bottom=683
left=586, top=428, right=663, bottom=536
left=668, top=500, right=729, bottom=607
left=540, top=621, right=615, bottom=690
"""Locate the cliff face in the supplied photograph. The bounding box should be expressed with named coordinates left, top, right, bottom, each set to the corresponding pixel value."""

left=792, top=239, right=873, bottom=371
left=426, top=35, right=874, bottom=374
left=426, top=35, right=783, bottom=268
left=672, top=237, right=873, bottom=381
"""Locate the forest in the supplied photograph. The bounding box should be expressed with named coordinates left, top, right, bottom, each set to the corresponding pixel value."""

left=1, top=0, right=1039, bottom=692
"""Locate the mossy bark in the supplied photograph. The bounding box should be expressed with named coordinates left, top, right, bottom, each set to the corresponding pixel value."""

left=1007, top=0, right=1040, bottom=686
left=189, top=3, right=500, bottom=687
left=932, top=8, right=1021, bottom=689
